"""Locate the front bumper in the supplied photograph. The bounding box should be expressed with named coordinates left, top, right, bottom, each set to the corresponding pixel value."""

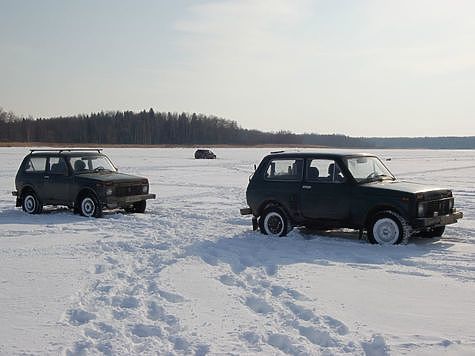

left=414, top=211, right=463, bottom=228
left=106, top=193, right=156, bottom=208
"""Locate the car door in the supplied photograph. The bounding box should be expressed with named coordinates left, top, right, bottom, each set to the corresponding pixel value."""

left=23, top=156, right=48, bottom=200
left=43, top=156, right=72, bottom=204
left=262, top=157, right=303, bottom=215
left=300, top=158, right=350, bottom=221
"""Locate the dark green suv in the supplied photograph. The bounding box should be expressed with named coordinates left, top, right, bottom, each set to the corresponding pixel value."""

left=240, top=152, right=463, bottom=245
left=13, top=149, right=156, bottom=217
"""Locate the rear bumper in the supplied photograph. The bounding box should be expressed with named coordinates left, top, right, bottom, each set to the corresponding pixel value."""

left=106, top=193, right=156, bottom=208
left=240, top=207, right=252, bottom=215
left=413, top=211, right=463, bottom=228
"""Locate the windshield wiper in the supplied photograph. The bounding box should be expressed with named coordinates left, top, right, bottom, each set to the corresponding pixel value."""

left=93, top=167, right=111, bottom=172
left=359, top=174, right=395, bottom=184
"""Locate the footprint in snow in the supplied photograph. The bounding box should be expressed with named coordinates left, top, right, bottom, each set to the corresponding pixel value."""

left=285, top=301, right=317, bottom=322
left=297, top=325, right=338, bottom=347
left=111, top=295, right=140, bottom=309
left=323, top=315, right=349, bottom=335
left=131, top=324, right=162, bottom=337
left=147, top=301, right=178, bottom=326
left=361, top=334, right=390, bottom=356
left=68, top=309, right=96, bottom=326
left=245, top=296, right=274, bottom=314
left=267, top=334, right=304, bottom=355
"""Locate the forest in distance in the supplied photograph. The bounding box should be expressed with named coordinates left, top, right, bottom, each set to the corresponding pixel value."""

left=1, top=107, right=474, bottom=149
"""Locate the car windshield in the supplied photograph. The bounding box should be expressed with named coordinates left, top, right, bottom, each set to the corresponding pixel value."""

left=71, top=155, right=117, bottom=173
left=344, top=156, right=395, bottom=183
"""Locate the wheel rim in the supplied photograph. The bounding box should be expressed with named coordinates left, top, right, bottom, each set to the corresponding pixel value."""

left=373, top=218, right=400, bottom=244
left=81, top=197, right=95, bottom=217
left=24, top=195, right=36, bottom=213
left=264, top=212, right=284, bottom=235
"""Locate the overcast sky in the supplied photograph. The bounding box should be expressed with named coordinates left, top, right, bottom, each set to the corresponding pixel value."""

left=1, top=0, right=474, bottom=137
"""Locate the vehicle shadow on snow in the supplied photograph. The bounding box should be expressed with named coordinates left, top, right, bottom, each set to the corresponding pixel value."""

left=186, top=228, right=456, bottom=275
left=0, top=207, right=127, bottom=225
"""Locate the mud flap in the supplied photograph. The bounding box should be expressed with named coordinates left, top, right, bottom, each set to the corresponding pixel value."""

left=252, top=217, right=258, bottom=231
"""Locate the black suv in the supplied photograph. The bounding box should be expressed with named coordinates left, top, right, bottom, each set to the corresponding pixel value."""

left=240, top=152, right=463, bottom=245
left=13, top=149, right=156, bottom=217
left=194, top=149, right=216, bottom=159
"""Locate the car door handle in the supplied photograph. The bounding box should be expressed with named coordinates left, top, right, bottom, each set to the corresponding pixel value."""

left=302, top=185, right=311, bottom=189
left=44, top=175, right=50, bottom=179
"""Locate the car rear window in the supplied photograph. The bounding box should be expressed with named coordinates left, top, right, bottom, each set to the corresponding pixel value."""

left=265, top=159, right=303, bottom=181
left=24, top=157, right=47, bottom=173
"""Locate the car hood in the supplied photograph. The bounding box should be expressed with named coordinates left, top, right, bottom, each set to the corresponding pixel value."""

left=75, top=172, right=147, bottom=183
left=360, top=180, right=451, bottom=198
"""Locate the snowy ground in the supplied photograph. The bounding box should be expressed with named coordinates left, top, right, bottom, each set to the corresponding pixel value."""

left=0, top=147, right=474, bottom=355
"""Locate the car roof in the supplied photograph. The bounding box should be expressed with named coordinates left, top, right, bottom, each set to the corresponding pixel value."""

left=265, top=151, right=376, bottom=160
left=29, top=149, right=104, bottom=157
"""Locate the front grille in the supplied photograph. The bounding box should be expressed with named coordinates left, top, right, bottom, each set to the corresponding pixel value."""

left=424, top=198, right=452, bottom=216
left=116, top=185, right=143, bottom=197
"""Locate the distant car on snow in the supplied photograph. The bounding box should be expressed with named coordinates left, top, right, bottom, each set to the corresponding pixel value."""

left=240, top=151, right=463, bottom=245
left=13, top=149, right=156, bottom=217
left=194, top=149, right=216, bottom=159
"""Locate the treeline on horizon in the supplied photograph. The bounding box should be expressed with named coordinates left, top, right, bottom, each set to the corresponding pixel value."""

left=0, top=108, right=371, bottom=147
left=1, top=107, right=474, bottom=148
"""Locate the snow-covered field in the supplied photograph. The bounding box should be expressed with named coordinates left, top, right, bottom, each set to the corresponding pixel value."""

left=0, top=147, right=474, bottom=355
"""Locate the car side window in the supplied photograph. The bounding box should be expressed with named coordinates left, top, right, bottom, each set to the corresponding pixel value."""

left=24, top=157, right=47, bottom=173
left=265, top=159, right=303, bottom=181
left=48, top=157, right=68, bottom=175
left=306, top=159, right=346, bottom=183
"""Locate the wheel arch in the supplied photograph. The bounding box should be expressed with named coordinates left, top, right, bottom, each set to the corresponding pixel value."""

left=20, top=184, right=36, bottom=197
left=257, top=200, right=290, bottom=218
left=364, top=204, right=405, bottom=228
left=75, top=187, right=99, bottom=207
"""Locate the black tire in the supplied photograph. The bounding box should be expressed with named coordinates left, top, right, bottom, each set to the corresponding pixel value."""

left=134, top=200, right=146, bottom=213
left=78, top=193, right=102, bottom=218
left=368, top=210, right=410, bottom=245
left=417, top=226, right=445, bottom=238
left=259, top=207, right=290, bottom=237
left=21, top=191, right=42, bottom=214
left=125, top=200, right=147, bottom=213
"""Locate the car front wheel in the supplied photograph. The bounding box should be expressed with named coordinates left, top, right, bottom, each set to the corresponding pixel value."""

left=22, top=192, right=42, bottom=214
left=259, top=207, right=290, bottom=237
left=368, top=210, right=410, bottom=245
left=79, top=194, right=102, bottom=218
left=125, top=200, right=146, bottom=213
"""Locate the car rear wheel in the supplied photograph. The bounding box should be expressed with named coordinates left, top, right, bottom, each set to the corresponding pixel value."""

left=259, top=207, right=290, bottom=237
left=368, top=210, right=410, bottom=245
left=79, top=194, right=102, bottom=218
left=22, top=192, right=42, bottom=214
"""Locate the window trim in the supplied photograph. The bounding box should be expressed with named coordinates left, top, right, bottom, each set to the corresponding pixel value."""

left=305, top=158, right=346, bottom=184
left=47, top=156, right=69, bottom=175
left=263, top=158, right=304, bottom=182
left=23, top=156, right=47, bottom=174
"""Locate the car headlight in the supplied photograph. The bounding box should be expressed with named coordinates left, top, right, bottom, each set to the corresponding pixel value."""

left=142, top=185, right=148, bottom=193
left=417, top=203, right=425, bottom=217
left=106, top=188, right=113, bottom=196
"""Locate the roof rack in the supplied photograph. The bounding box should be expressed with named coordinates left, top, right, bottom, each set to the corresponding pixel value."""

left=29, top=148, right=103, bottom=153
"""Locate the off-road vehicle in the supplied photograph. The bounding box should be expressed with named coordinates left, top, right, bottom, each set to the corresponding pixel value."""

left=13, top=149, right=156, bottom=217
left=194, top=149, right=216, bottom=159
left=240, top=152, right=463, bottom=245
